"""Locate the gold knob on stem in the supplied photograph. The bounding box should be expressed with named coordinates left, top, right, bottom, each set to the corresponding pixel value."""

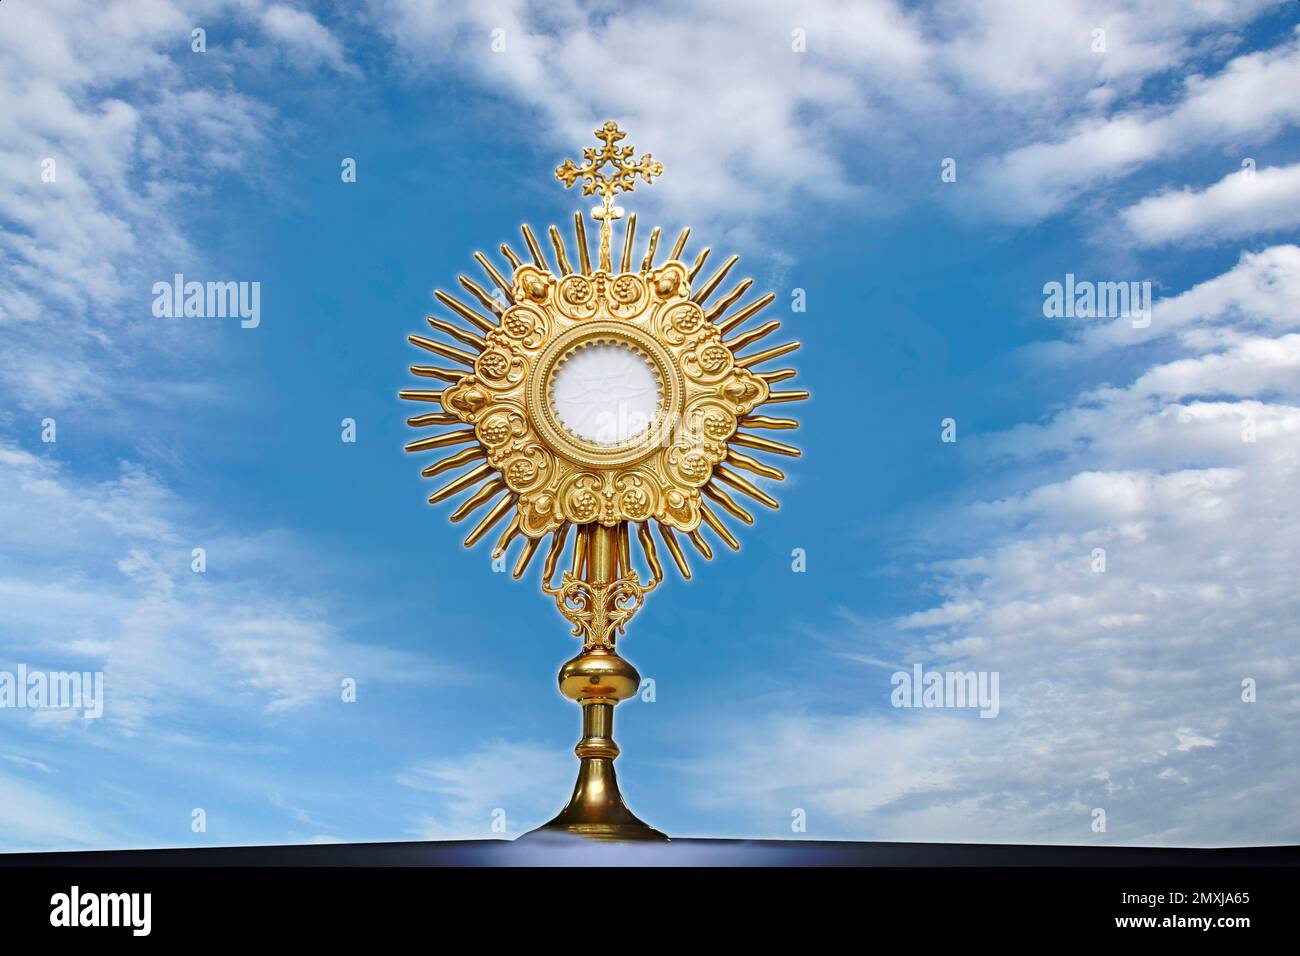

left=527, top=523, right=668, bottom=842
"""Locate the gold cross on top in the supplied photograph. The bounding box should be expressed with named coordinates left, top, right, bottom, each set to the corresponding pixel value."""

left=556, top=121, right=663, bottom=272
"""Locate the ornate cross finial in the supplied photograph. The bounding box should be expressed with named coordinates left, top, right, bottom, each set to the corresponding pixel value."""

left=556, top=121, right=663, bottom=272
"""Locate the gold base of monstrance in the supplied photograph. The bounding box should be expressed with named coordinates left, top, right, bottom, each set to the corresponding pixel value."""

left=400, top=123, right=805, bottom=841
left=527, top=523, right=668, bottom=842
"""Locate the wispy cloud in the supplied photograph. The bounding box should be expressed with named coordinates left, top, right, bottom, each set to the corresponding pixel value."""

left=693, top=246, right=1300, bottom=846
left=398, top=739, right=573, bottom=839
left=1120, top=162, right=1300, bottom=247
left=0, top=0, right=356, bottom=411
left=0, top=440, right=451, bottom=731
left=977, top=28, right=1300, bottom=223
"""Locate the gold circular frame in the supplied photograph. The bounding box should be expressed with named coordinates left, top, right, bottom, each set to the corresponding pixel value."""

left=531, top=320, right=683, bottom=469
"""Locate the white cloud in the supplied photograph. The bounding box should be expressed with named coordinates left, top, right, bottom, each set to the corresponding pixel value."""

left=369, top=0, right=1279, bottom=231
left=937, top=0, right=1268, bottom=99
left=978, top=27, right=1300, bottom=223
left=1033, top=244, right=1300, bottom=361
left=0, top=441, right=450, bottom=732
left=257, top=3, right=356, bottom=74
left=1121, top=163, right=1300, bottom=247
left=0, top=0, right=353, bottom=411
left=698, top=245, right=1300, bottom=846
left=0, top=772, right=113, bottom=851
left=399, top=739, right=572, bottom=839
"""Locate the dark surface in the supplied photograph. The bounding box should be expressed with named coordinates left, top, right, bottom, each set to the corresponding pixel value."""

left=2, top=836, right=1297, bottom=867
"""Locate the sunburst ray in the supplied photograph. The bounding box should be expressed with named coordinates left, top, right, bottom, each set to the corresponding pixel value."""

left=716, top=292, right=776, bottom=334
left=654, top=521, right=691, bottom=580
left=521, top=224, right=548, bottom=270
left=692, top=253, right=738, bottom=304
left=704, top=279, right=752, bottom=321
left=450, top=477, right=507, bottom=522
left=473, top=251, right=514, bottom=302
left=425, top=316, right=486, bottom=351
left=420, top=445, right=486, bottom=478
left=641, top=226, right=660, bottom=270
left=405, top=223, right=802, bottom=583
left=548, top=225, right=572, bottom=275
left=499, top=243, right=523, bottom=270
left=407, top=334, right=475, bottom=366
left=434, top=289, right=496, bottom=333
left=669, top=226, right=690, bottom=259
left=464, top=492, right=516, bottom=547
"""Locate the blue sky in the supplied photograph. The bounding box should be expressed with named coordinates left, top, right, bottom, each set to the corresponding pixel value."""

left=2, top=0, right=1300, bottom=850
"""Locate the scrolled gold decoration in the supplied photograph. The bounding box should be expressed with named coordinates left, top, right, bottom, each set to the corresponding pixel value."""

left=544, top=569, right=655, bottom=651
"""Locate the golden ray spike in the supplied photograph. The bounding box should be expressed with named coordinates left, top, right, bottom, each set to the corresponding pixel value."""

left=767, top=389, right=810, bottom=404
left=704, top=279, right=753, bottom=322
left=464, top=491, right=515, bottom=547
left=521, top=225, right=548, bottom=270
left=499, top=243, right=523, bottom=270
left=727, top=449, right=785, bottom=481
left=687, top=247, right=711, bottom=284
left=742, top=414, right=799, bottom=429
left=449, top=477, right=506, bottom=522
left=692, top=254, right=739, bottom=304
left=738, top=341, right=800, bottom=369
left=636, top=521, right=663, bottom=584
left=434, top=289, right=495, bottom=334
left=548, top=225, right=573, bottom=275
left=426, top=316, right=486, bottom=351
left=687, top=528, right=713, bottom=561
left=408, top=334, right=475, bottom=366
left=398, top=388, right=444, bottom=403
left=458, top=275, right=505, bottom=318
left=641, top=226, right=660, bottom=271
left=573, top=212, right=592, bottom=275
left=732, top=432, right=802, bottom=457
left=655, top=522, right=692, bottom=580
left=702, top=481, right=755, bottom=524
left=617, top=521, right=632, bottom=576
left=427, top=463, right=495, bottom=505
left=513, top=534, right=543, bottom=579
left=716, top=293, right=777, bottom=335
left=473, top=251, right=515, bottom=303
left=699, top=502, right=740, bottom=551
left=725, top=320, right=781, bottom=352
left=669, top=226, right=691, bottom=260
left=410, top=365, right=462, bottom=383
left=620, top=213, right=637, bottom=274
left=542, top=522, right=572, bottom=587
left=493, top=513, right=522, bottom=559
left=406, top=412, right=457, bottom=427
left=404, top=429, right=477, bottom=453
left=420, top=445, right=486, bottom=478
left=571, top=523, right=589, bottom=576
left=757, top=368, right=798, bottom=384
left=714, top=465, right=780, bottom=509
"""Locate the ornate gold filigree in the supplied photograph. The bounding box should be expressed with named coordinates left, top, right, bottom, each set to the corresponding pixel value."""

left=437, top=259, right=769, bottom=539
left=556, top=122, right=663, bottom=272
left=544, top=569, right=655, bottom=651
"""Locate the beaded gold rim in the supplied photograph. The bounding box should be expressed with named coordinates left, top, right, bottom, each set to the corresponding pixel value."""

left=533, top=321, right=679, bottom=469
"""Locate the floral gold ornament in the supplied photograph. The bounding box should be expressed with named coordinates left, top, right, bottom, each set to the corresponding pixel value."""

left=400, top=121, right=806, bottom=841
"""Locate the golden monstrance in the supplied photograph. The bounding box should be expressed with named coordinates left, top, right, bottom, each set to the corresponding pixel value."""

left=400, top=122, right=806, bottom=841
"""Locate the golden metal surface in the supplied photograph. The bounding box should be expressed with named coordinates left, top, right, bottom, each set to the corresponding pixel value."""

left=400, top=122, right=806, bottom=842
left=555, top=121, right=663, bottom=273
